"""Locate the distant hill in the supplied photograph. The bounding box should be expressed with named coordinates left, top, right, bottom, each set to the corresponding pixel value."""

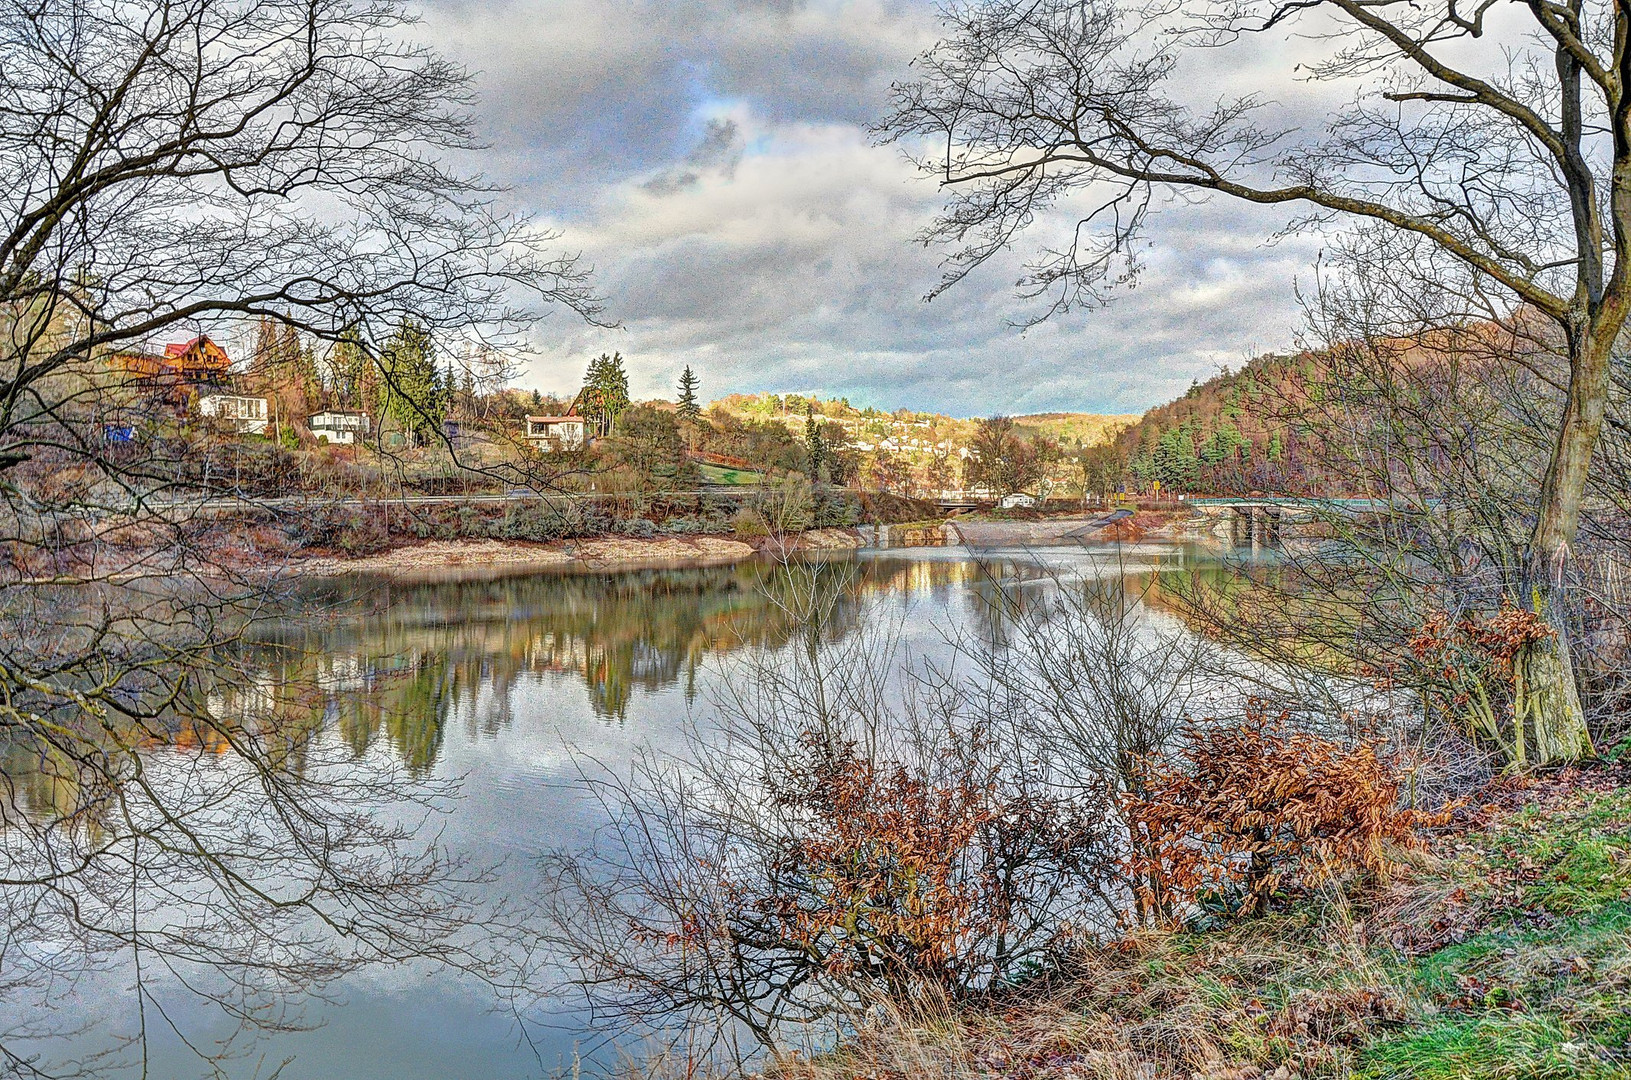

left=1012, top=411, right=1142, bottom=448
left=705, top=392, right=1137, bottom=498
left=710, top=393, right=1136, bottom=449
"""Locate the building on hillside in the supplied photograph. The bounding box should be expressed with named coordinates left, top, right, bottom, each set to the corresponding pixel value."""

left=526, top=413, right=588, bottom=452
left=308, top=410, right=370, bottom=445
left=112, top=334, right=238, bottom=414
left=198, top=390, right=270, bottom=435
left=114, top=335, right=233, bottom=386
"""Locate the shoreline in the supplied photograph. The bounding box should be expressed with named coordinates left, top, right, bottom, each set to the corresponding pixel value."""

left=286, top=527, right=868, bottom=579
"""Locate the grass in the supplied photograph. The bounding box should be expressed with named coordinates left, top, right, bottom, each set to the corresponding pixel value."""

left=772, top=772, right=1631, bottom=1080
left=698, top=463, right=763, bottom=486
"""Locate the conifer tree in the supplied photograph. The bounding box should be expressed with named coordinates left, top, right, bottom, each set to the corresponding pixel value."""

left=250, top=316, right=278, bottom=376
left=330, top=330, right=369, bottom=411
left=676, top=365, right=701, bottom=421
left=376, top=319, right=444, bottom=445
left=579, top=352, right=630, bottom=436
left=805, top=402, right=825, bottom=483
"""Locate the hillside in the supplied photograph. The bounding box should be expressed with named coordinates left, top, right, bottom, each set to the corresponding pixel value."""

left=711, top=393, right=1135, bottom=446
left=708, top=392, right=1137, bottom=496
left=1108, top=350, right=1331, bottom=495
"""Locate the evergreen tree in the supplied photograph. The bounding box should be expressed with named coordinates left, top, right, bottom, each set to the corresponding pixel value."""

left=805, top=402, right=825, bottom=482
left=676, top=365, right=701, bottom=421
left=375, top=319, right=443, bottom=445
left=278, top=323, right=302, bottom=372
left=329, top=330, right=369, bottom=411
left=298, top=340, right=324, bottom=409
left=579, top=352, right=630, bottom=436
left=250, top=316, right=278, bottom=376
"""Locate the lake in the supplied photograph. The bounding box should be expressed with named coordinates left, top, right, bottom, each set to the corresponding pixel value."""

left=16, top=541, right=1247, bottom=1079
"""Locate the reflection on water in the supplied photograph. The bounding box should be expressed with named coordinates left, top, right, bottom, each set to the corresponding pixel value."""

left=240, top=557, right=1000, bottom=776
left=2, top=543, right=1233, bottom=1079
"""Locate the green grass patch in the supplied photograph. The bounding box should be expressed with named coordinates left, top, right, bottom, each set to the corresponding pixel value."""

left=1358, top=1012, right=1622, bottom=1080
left=698, top=463, right=763, bottom=486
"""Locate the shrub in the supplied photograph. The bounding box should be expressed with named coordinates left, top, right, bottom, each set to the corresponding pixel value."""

left=286, top=506, right=390, bottom=555
left=1124, top=705, right=1439, bottom=922
left=731, top=507, right=770, bottom=539
left=1403, top=603, right=1557, bottom=765
left=660, top=514, right=710, bottom=536
left=496, top=501, right=609, bottom=542
left=613, top=516, right=658, bottom=539
left=756, top=738, right=1107, bottom=991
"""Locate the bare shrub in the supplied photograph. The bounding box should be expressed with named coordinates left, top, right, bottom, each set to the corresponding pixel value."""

left=535, top=564, right=1114, bottom=1057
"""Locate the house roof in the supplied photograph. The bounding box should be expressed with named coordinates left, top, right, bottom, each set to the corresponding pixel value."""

left=526, top=415, right=584, bottom=424
left=164, top=337, right=203, bottom=358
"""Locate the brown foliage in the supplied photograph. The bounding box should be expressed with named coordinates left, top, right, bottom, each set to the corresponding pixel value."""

left=1402, top=603, right=1557, bottom=760
left=755, top=738, right=1102, bottom=989
left=652, top=734, right=1111, bottom=1003
left=1124, top=706, right=1439, bottom=920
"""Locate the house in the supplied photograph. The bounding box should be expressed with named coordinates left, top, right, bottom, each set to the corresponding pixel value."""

left=114, top=335, right=233, bottom=388
left=526, top=413, right=588, bottom=452
left=198, top=391, right=270, bottom=435
left=308, top=410, right=370, bottom=445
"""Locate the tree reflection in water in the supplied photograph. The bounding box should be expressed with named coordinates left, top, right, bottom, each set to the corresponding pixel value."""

left=229, top=557, right=987, bottom=776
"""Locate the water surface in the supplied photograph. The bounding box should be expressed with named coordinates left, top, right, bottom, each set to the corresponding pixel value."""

left=21, top=542, right=1236, bottom=1078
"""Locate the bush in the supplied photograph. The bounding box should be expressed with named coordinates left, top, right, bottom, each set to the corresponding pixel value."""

left=731, top=507, right=770, bottom=539
left=660, top=514, right=710, bottom=535
left=496, top=501, right=609, bottom=542
left=613, top=516, right=658, bottom=539
left=1124, top=705, right=1441, bottom=922
left=286, top=505, right=391, bottom=555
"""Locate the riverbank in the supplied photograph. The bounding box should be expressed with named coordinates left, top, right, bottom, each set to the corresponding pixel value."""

left=777, top=762, right=1631, bottom=1080
left=289, top=527, right=866, bottom=577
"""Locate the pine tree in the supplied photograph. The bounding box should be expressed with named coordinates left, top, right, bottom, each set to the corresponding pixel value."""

left=805, top=402, right=825, bottom=483
left=579, top=352, right=630, bottom=436
left=376, top=319, right=443, bottom=445
left=676, top=365, right=701, bottom=421
left=330, top=330, right=369, bottom=411
left=251, top=316, right=278, bottom=376
left=278, top=323, right=302, bottom=372
left=298, top=341, right=324, bottom=409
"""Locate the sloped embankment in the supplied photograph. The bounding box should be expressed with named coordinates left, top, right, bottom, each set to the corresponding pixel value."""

left=778, top=766, right=1631, bottom=1080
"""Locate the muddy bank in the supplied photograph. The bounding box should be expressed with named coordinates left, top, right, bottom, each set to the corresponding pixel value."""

left=289, top=528, right=865, bottom=578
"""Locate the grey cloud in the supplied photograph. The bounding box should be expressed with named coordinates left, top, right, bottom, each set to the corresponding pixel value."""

left=641, top=118, right=745, bottom=195
left=413, top=0, right=1332, bottom=415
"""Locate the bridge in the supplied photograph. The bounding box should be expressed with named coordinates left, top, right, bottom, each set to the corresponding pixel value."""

left=1186, top=496, right=1394, bottom=513
left=1187, top=496, right=1397, bottom=545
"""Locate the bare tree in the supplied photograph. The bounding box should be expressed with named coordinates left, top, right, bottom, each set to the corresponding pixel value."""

left=0, top=0, right=599, bottom=1072
left=533, top=562, right=1114, bottom=1062
left=877, top=0, right=1630, bottom=761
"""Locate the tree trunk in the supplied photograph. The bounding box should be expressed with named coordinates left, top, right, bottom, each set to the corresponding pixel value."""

left=1519, top=323, right=1612, bottom=765
left=1515, top=586, right=1594, bottom=765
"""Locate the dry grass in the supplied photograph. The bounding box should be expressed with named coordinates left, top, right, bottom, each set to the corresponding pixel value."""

left=757, top=767, right=1631, bottom=1080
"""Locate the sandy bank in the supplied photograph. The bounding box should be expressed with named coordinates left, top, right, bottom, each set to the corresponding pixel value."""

left=292, top=528, right=864, bottom=578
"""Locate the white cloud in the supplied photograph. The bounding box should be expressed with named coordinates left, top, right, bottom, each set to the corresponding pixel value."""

left=419, top=0, right=1332, bottom=415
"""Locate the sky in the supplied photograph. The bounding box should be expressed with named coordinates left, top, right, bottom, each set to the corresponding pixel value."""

left=419, top=0, right=1326, bottom=417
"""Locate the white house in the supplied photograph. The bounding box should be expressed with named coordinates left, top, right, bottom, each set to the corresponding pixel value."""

left=198, top=391, right=270, bottom=435
left=309, top=410, right=370, bottom=445
left=526, top=414, right=588, bottom=452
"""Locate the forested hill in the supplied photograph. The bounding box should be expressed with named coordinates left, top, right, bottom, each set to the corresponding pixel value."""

left=1111, top=350, right=1330, bottom=495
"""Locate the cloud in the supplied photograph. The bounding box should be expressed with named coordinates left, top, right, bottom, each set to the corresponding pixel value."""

left=418, top=0, right=1330, bottom=415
